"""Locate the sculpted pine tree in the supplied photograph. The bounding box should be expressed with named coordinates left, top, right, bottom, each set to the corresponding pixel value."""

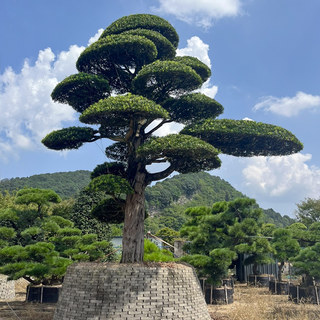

left=42, top=14, right=303, bottom=263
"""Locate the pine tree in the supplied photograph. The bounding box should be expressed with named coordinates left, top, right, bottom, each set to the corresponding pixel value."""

left=42, top=14, right=303, bottom=263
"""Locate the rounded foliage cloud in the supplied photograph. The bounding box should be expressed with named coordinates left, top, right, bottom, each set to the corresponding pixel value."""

left=153, top=0, right=242, bottom=28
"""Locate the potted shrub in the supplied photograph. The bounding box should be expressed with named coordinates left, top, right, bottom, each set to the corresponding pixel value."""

left=269, top=228, right=300, bottom=294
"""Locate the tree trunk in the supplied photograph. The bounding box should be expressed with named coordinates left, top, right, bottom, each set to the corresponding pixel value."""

left=278, top=261, right=284, bottom=282
left=121, top=170, right=146, bottom=263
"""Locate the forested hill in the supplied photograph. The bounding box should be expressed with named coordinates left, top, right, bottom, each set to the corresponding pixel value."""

left=146, top=171, right=245, bottom=211
left=0, top=170, right=91, bottom=199
left=144, top=172, right=294, bottom=231
left=0, top=170, right=294, bottom=228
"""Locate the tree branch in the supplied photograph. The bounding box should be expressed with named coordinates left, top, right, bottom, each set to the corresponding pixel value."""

left=146, top=164, right=175, bottom=183
left=152, top=159, right=168, bottom=163
left=145, top=119, right=173, bottom=138
left=125, top=119, right=134, bottom=141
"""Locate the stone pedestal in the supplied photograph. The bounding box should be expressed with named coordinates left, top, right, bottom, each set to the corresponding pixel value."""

left=54, top=262, right=211, bottom=320
left=0, top=274, right=15, bottom=300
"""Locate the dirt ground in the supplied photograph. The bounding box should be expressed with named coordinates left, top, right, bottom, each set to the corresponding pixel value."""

left=1, top=281, right=320, bottom=320
left=207, top=284, right=320, bottom=320
left=0, top=279, right=55, bottom=320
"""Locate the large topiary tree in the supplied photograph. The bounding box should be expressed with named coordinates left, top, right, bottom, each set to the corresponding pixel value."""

left=42, top=14, right=303, bottom=263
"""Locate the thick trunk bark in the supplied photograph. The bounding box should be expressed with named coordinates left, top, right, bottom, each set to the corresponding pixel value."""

left=121, top=170, right=146, bottom=263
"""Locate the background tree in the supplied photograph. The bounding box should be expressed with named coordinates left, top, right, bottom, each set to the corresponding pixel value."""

left=0, top=204, right=114, bottom=285
left=291, top=242, right=320, bottom=285
left=271, top=228, right=300, bottom=282
left=155, top=227, right=180, bottom=246
left=15, top=188, right=61, bottom=218
left=180, top=198, right=268, bottom=282
left=42, top=14, right=303, bottom=263
left=296, top=197, right=320, bottom=227
left=143, top=239, right=174, bottom=262
left=287, top=222, right=309, bottom=247
left=69, top=189, right=114, bottom=241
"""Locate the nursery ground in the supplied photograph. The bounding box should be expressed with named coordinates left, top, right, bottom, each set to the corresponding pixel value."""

left=1, top=281, right=320, bottom=319
left=208, top=284, right=320, bottom=320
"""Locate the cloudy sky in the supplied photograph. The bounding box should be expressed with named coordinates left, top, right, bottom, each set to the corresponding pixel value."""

left=1, top=0, right=320, bottom=217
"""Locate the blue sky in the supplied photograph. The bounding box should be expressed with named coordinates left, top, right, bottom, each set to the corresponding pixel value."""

left=1, top=0, right=320, bottom=217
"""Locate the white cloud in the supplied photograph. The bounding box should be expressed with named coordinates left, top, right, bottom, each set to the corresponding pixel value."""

left=88, top=29, right=104, bottom=45
left=177, top=36, right=218, bottom=99
left=177, top=36, right=211, bottom=68
left=153, top=0, right=242, bottom=28
left=213, top=153, right=320, bottom=216
left=253, top=91, right=320, bottom=117
left=197, top=80, right=218, bottom=99
left=242, top=153, right=320, bottom=199
left=0, top=44, right=85, bottom=161
left=148, top=120, right=184, bottom=137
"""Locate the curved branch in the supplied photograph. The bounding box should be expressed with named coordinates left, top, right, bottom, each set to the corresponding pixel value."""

left=146, top=164, right=175, bottom=184
left=106, top=136, right=126, bottom=142
left=152, top=159, right=168, bottom=163
left=145, top=119, right=173, bottom=138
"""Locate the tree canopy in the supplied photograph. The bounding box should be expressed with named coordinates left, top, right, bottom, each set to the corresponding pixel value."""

left=295, top=197, right=320, bottom=227
left=15, top=188, right=61, bottom=218
left=0, top=188, right=114, bottom=285
left=42, top=13, right=303, bottom=263
left=180, top=198, right=269, bottom=282
left=271, top=228, right=300, bottom=281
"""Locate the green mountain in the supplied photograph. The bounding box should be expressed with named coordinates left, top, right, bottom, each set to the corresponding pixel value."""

left=0, top=170, right=294, bottom=230
left=262, top=208, right=295, bottom=228
left=146, top=171, right=244, bottom=211
left=0, top=170, right=91, bottom=199
left=144, top=172, right=295, bottom=232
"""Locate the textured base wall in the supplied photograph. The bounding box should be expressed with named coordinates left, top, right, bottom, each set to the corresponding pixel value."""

left=0, top=274, right=15, bottom=300
left=54, top=262, right=211, bottom=320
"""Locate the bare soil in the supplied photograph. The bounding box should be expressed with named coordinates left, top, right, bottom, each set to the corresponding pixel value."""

left=0, top=279, right=55, bottom=320
left=208, top=284, right=320, bottom=320
left=1, top=281, right=320, bottom=320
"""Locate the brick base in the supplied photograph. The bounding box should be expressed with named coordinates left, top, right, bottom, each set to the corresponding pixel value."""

left=0, top=274, right=15, bottom=300
left=53, top=262, right=211, bottom=320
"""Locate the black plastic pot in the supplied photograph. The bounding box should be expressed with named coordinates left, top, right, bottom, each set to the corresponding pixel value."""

left=289, top=284, right=320, bottom=304
left=248, top=274, right=274, bottom=287
left=26, top=285, right=61, bottom=303
left=204, top=285, right=234, bottom=305
left=222, top=278, right=234, bottom=288
left=269, top=280, right=290, bottom=295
